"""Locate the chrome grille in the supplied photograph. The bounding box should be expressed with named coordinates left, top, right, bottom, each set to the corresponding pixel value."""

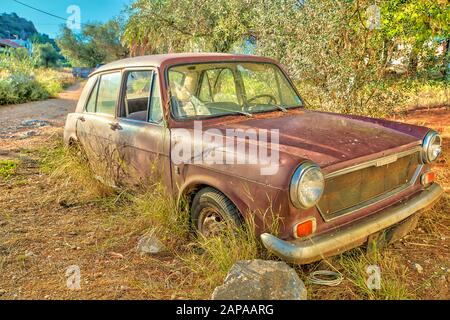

left=318, top=149, right=422, bottom=221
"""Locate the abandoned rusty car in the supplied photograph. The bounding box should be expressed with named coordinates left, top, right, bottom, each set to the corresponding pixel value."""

left=64, top=53, right=443, bottom=264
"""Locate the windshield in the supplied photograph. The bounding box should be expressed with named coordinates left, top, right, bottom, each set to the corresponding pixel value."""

left=168, top=62, right=302, bottom=119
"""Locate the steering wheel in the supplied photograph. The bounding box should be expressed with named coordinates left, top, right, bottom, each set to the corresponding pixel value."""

left=247, top=94, right=277, bottom=106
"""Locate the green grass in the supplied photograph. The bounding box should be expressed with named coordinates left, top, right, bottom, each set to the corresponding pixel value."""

left=39, top=139, right=114, bottom=198
left=336, top=248, right=411, bottom=300
left=37, top=136, right=448, bottom=300
left=0, top=160, right=19, bottom=179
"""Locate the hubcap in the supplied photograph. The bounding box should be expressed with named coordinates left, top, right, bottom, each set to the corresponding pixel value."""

left=199, top=208, right=225, bottom=237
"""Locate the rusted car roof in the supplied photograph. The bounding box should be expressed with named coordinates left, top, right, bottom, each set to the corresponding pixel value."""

left=92, top=53, right=278, bottom=75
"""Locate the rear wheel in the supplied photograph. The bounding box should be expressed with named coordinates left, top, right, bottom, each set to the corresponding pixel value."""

left=191, top=188, right=242, bottom=237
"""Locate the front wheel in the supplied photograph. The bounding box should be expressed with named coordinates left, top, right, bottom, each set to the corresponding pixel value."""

left=191, top=188, right=242, bottom=237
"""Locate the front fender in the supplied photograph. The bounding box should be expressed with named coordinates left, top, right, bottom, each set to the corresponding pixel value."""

left=177, top=164, right=283, bottom=234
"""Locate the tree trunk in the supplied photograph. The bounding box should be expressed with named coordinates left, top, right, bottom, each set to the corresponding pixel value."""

left=408, top=49, right=419, bottom=76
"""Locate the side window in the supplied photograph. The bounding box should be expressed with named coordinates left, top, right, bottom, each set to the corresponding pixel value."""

left=97, top=72, right=121, bottom=116
left=149, top=75, right=163, bottom=123
left=122, top=70, right=153, bottom=120
left=85, top=80, right=99, bottom=113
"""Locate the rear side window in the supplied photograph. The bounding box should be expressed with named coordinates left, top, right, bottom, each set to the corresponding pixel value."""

left=96, top=72, right=121, bottom=116
left=85, top=80, right=99, bottom=113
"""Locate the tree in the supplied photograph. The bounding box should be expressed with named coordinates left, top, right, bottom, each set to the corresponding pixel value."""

left=123, top=0, right=448, bottom=116
left=380, top=0, right=450, bottom=74
left=57, top=20, right=128, bottom=67
left=33, top=43, right=61, bottom=68
left=29, top=33, right=59, bottom=51
left=123, top=0, right=255, bottom=55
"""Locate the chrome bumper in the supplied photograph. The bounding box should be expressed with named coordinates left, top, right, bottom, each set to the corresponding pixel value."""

left=261, top=183, right=444, bottom=264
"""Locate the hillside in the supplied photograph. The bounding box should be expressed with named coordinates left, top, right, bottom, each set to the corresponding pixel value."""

left=0, top=12, right=37, bottom=39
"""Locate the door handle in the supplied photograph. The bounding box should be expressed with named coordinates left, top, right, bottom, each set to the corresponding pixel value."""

left=109, top=122, right=122, bottom=131
left=78, top=116, right=86, bottom=122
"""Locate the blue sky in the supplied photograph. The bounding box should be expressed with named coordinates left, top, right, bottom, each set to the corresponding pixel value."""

left=3, top=0, right=131, bottom=38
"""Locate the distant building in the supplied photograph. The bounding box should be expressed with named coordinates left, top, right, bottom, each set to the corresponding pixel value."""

left=0, top=38, right=33, bottom=54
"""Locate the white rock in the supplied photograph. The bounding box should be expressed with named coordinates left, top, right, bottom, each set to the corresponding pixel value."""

left=136, top=229, right=166, bottom=254
left=413, top=263, right=423, bottom=274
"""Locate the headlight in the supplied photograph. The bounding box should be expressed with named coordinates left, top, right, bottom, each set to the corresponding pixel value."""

left=422, top=131, right=442, bottom=163
left=290, top=162, right=325, bottom=209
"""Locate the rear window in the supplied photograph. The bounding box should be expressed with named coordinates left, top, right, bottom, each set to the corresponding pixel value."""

left=96, top=72, right=121, bottom=116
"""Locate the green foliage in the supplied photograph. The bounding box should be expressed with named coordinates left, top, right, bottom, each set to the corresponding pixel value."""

left=0, top=12, right=37, bottom=39
left=0, top=160, right=19, bottom=180
left=124, top=0, right=449, bottom=117
left=57, top=20, right=128, bottom=67
left=123, top=0, right=254, bottom=54
left=0, top=73, right=50, bottom=105
left=33, top=43, right=61, bottom=68
left=0, top=49, right=74, bottom=105
left=380, top=0, right=449, bottom=74
left=29, top=33, right=59, bottom=49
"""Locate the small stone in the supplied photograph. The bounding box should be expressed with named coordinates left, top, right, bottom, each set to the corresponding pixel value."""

left=413, top=263, right=423, bottom=274
left=109, top=252, right=124, bottom=259
left=19, top=131, right=39, bottom=139
left=136, top=229, right=166, bottom=254
left=0, top=289, right=6, bottom=296
left=25, top=251, right=34, bottom=258
left=21, top=119, right=50, bottom=128
left=120, top=285, right=130, bottom=292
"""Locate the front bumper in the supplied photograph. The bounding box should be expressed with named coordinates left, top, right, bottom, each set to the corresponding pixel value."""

left=261, top=183, right=444, bottom=264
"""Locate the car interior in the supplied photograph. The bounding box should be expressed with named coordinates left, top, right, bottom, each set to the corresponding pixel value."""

left=168, top=62, right=302, bottom=119
left=122, top=71, right=152, bottom=121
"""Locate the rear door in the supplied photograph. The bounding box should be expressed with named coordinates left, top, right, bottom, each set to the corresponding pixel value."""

left=114, top=68, right=171, bottom=188
left=76, top=71, right=123, bottom=186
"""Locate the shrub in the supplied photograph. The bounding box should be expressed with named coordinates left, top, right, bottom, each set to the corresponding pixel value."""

left=35, top=68, right=75, bottom=96
left=0, top=50, right=75, bottom=105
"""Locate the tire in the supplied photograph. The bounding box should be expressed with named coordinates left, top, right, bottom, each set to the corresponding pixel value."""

left=191, top=187, right=242, bottom=237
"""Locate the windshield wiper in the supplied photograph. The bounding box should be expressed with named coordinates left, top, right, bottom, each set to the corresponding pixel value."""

left=273, top=104, right=288, bottom=113
left=252, top=104, right=289, bottom=113
left=214, top=106, right=253, bottom=117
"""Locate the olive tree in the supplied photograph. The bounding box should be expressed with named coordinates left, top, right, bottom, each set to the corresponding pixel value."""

left=123, top=0, right=255, bottom=54
left=57, top=20, right=128, bottom=67
left=123, top=0, right=448, bottom=116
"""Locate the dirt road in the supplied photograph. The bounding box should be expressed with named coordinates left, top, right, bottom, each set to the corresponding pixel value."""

left=0, top=82, right=83, bottom=139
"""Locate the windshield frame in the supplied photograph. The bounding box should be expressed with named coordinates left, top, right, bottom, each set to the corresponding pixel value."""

left=164, top=60, right=304, bottom=121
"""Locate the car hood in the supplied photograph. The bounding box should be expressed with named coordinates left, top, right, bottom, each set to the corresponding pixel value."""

left=178, top=110, right=429, bottom=188
left=215, top=110, right=426, bottom=165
